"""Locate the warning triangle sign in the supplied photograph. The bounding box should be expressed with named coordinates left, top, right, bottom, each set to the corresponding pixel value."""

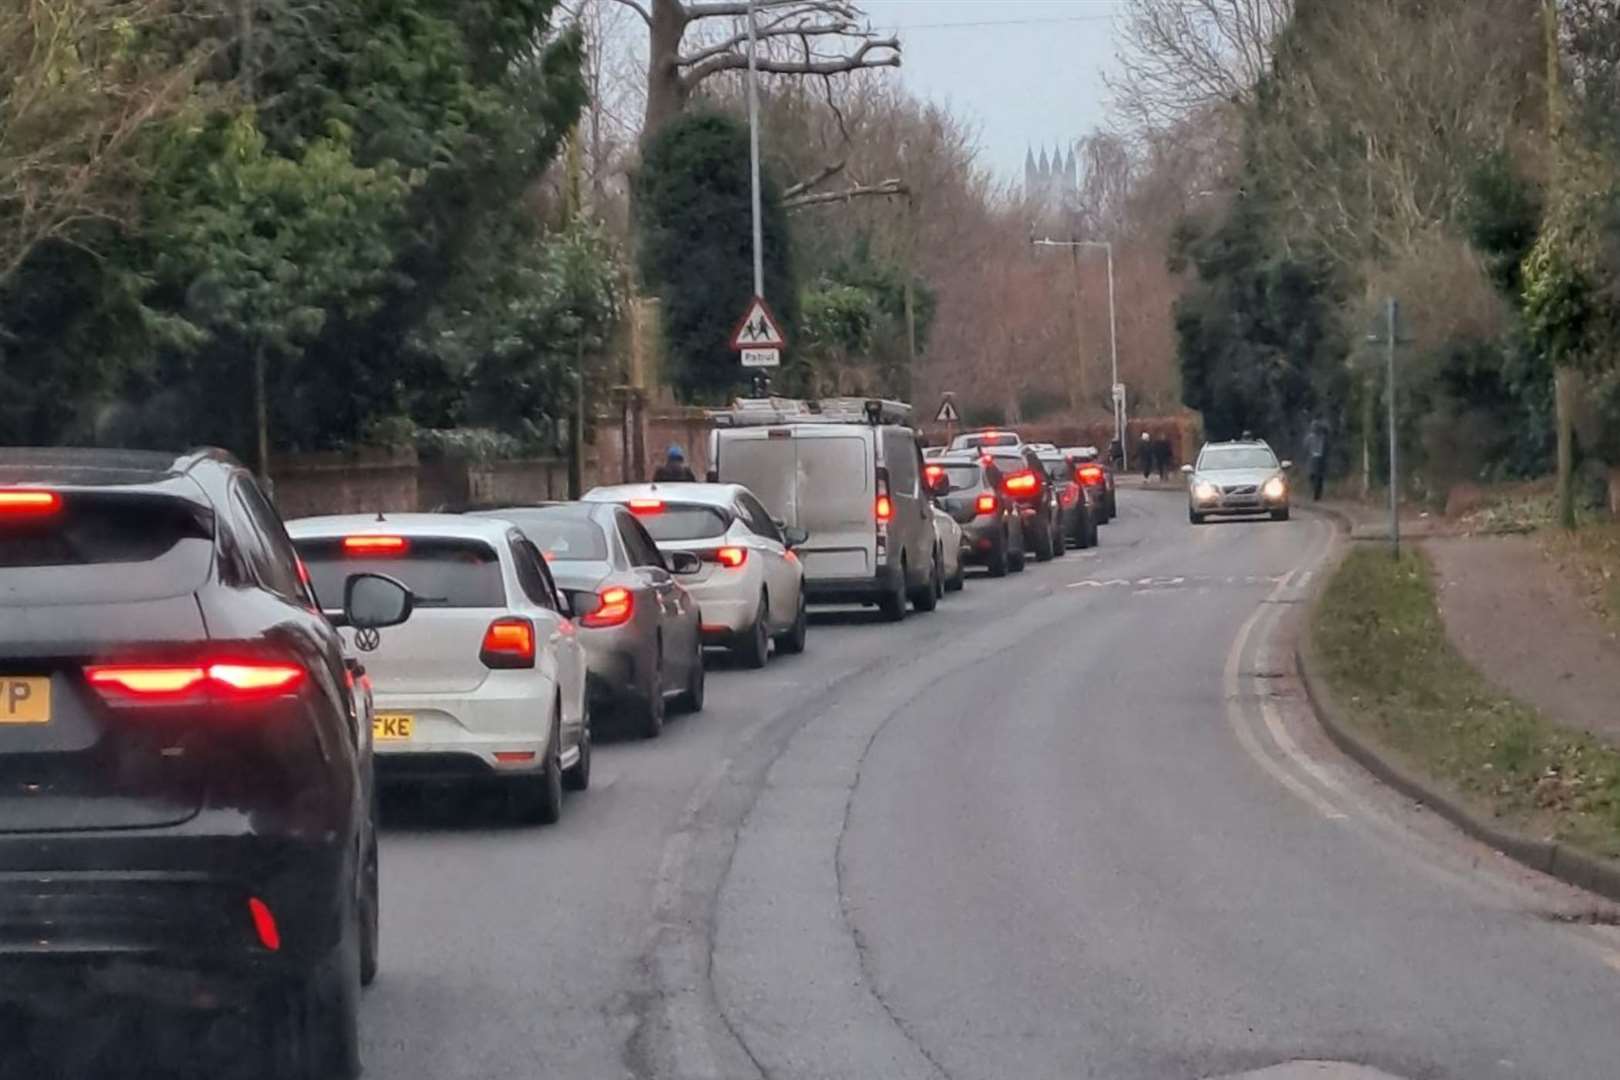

left=935, top=397, right=960, bottom=423
left=729, top=296, right=787, bottom=350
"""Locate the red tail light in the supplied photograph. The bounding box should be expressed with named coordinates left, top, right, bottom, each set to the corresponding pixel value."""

left=1061, top=486, right=1079, bottom=506
left=715, top=546, right=747, bottom=569
left=1077, top=464, right=1104, bottom=485
left=875, top=495, right=894, bottom=522
left=581, top=587, right=634, bottom=628
left=480, top=617, right=536, bottom=669
left=0, top=489, right=62, bottom=517
left=86, top=661, right=304, bottom=701
left=628, top=498, right=665, bottom=515
left=248, top=897, right=281, bottom=951
left=976, top=493, right=998, bottom=515
left=1004, top=472, right=1038, bottom=496
left=343, top=535, right=408, bottom=555
left=924, top=464, right=946, bottom=486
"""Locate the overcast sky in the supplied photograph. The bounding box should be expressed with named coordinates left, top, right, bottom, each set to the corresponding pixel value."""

left=858, top=0, right=1130, bottom=185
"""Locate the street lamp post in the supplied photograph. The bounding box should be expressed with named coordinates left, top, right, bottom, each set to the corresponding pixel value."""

left=745, top=0, right=764, bottom=300
left=1032, top=237, right=1122, bottom=461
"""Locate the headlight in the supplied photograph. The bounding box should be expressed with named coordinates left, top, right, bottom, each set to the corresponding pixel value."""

left=1194, top=481, right=1219, bottom=502
left=1263, top=477, right=1287, bottom=500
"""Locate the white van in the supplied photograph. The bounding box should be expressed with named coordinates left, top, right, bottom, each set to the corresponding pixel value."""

left=707, top=399, right=940, bottom=621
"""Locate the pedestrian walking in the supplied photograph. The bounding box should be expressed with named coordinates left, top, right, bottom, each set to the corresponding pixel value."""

left=1153, top=435, right=1171, bottom=481
left=1108, top=438, right=1124, bottom=470
left=653, top=445, right=697, bottom=483
left=1305, top=420, right=1329, bottom=502
left=1140, top=433, right=1153, bottom=480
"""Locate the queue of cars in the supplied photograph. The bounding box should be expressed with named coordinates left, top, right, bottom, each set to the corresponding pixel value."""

left=0, top=413, right=1110, bottom=1078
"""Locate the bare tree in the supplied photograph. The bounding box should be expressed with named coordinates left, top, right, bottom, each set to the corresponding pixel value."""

left=1110, top=0, right=1292, bottom=132
left=605, top=0, right=899, bottom=136
left=0, top=1, right=215, bottom=285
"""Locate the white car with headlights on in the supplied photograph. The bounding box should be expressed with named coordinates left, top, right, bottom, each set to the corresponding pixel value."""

left=583, top=483, right=808, bottom=669
left=1183, top=440, right=1293, bottom=524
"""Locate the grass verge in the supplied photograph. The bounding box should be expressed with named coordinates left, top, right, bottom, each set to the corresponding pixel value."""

left=1540, top=521, right=1620, bottom=631
left=1313, top=546, right=1620, bottom=859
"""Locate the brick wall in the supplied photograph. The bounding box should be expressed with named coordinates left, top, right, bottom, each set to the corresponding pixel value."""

left=271, top=450, right=419, bottom=519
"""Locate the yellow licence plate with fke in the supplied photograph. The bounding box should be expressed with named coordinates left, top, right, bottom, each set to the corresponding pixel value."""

left=0, top=677, right=50, bottom=725
left=373, top=713, right=412, bottom=742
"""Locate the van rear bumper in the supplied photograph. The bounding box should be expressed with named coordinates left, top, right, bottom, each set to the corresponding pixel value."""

left=804, top=565, right=902, bottom=604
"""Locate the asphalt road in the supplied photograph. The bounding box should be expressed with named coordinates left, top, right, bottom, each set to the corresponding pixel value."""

left=362, top=489, right=1620, bottom=1080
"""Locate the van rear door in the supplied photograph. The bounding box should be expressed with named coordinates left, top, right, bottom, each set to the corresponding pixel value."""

left=790, top=429, right=875, bottom=582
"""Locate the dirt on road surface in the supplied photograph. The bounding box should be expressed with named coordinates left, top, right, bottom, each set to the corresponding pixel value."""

left=1426, top=534, right=1620, bottom=746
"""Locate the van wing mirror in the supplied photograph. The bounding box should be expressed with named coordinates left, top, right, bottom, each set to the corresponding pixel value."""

left=781, top=526, right=810, bottom=549
left=667, top=551, right=703, bottom=575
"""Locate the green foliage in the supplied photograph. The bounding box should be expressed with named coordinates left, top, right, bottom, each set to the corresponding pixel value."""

left=0, top=0, right=593, bottom=456
left=634, top=109, right=798, bottom=401
left=1172, top=183, right=1349, bottom=452
left=1463, top=150, right=1543, bottom=298
left=1018, top=386, right=1067, bottom=422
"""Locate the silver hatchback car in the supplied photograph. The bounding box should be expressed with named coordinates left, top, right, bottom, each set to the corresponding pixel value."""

left=1184, top=440, right=1293, bottom=524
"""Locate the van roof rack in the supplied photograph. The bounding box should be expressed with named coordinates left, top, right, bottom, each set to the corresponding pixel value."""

left=708, top=397, right=915, bottom=428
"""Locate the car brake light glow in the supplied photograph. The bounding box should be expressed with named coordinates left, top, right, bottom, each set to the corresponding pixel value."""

left=1061, top=486, right=1079, bottom=506
left=875, top=495, right=894, bottom=522
left=248, top=897, right=281, bottom=951
left=343, top=535, right=408, bottom=554
left=924, top=464, right=946, bottom=484
left=495, top=751, right=537, bottom=764
left=480, top=617, right=536, bottom=668
left=1077, top=465, right=1104, bottom=485
left=581, top=587, right=634, bottom=628
left=0, top=489, right=62, bottom=516
left=628, top=498, right=665, bottom=514
left=86, top=661, right=305, bottom=700
left=716, top=546, right=747, bottom=569
left=976, top=493, right=998, bottom=515
left=1004, top=472, right=1038, bottom=496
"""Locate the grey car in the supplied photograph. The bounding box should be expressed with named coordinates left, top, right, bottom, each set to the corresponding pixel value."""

left=1184, top=440, right=1293, bottom=524
left=471, top=503, right=705, bottom=739
left=926, top=455, right=1026, bottom=577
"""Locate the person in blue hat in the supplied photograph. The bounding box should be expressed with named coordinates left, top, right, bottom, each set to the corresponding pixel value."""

left=653, top=444, right=697, bottom=482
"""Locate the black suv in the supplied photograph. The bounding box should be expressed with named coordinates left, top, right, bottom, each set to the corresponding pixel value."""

left=981, top=445, right=1064, bottom=562
left=928, top=455, right=1027, bottom=577
left=0, top=448, right=412, bottom=1079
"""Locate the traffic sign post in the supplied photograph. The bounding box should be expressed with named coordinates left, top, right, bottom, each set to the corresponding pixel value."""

left=934, top=395, right=960, bottom=424
left=731, top=295, right=787, bottom=391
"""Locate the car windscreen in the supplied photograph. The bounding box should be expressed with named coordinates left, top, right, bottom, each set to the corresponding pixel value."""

left=1199, top=447, right=1278, bottom=470
left=1039, top=458, right=1072, bottom=482
left=477, top=511, right=609, bottom=561
left=636, top=504, right=731, bottom=542
left=0, top=492, right=215, bottom=603
left=296, top=536, right=505, bottom=609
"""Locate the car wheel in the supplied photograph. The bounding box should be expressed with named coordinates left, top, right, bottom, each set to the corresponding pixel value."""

left=510, top=710, right=564, bottom=824
left=1189, top=508, right=1206, bottom=525
left=776, top=591, right=808, bottom=655
left=735, top=594, right=771, bottom=668
left=1087, top=515, right=1100, bottom=548
left=1052, top=518, right=1068, bottom=557
left=1032, top=518, right=1054, bottom=562
left=987, top=534, right=1009, bottom=578
left=1272, top=507, right=1291, bottom=522
left=1009, top=537, right=1027, bottom=572
left=639, top=651, right=667, bottom=736
left=879, top=561, right=909, bottom=622
left=564, top=700, right=591, bottom=792
left=677, top=632, right=707, bottom=712
left=947, top=556, right=965, bottom=592
left=359, top=796, right=380, bottom=988
left=913, top=554, right=941, bottom=612
left=268, top=901, right=362, bottom=1080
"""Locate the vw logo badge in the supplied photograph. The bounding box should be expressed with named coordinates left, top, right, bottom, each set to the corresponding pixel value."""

left=355, top=627, right=382, bottom=653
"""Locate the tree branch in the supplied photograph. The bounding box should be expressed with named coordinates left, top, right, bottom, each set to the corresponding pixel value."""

left=683, top=34, right=899, bottom=88
left=604, top=0, right=652, bottom=26
left=679, top=20, right=857, bottom=67
left=783, top=179, right=908, bottom=209
left=783, top=160, right=847, bottom=198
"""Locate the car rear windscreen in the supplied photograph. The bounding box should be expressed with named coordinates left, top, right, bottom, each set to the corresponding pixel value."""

left=485, top=513, right=608, bottom=561
left=297, top=537, right=505, bottom=609
left=637, top=505, right=730, bottom=542
left=0, top=493, right=213, bottom=570
left=939, top=464, right=982, bottom=492
left=1039, top=459, right=1071, bottom=482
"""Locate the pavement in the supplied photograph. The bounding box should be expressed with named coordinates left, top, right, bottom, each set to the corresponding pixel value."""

left=349, top=492, right=1620, bottom=1080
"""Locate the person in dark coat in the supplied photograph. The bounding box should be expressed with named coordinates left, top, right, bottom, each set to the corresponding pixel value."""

left=1304, top=420, right=1329, bottom=502
left=1152, top=434, right=1171, bottom=481
left=653, top=445, right=697, bottom=483
left=1140, top=433, right=1153, bottom=479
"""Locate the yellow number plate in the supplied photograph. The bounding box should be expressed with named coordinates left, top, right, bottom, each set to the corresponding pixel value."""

left=0, top=677, right=50, bottom=725
left=373, top=713, right=413, bottom=742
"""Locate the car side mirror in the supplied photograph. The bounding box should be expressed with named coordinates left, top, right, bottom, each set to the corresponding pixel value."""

left=926, top=474, right=950, bottom=497
left=343, top=573, right=413, bottom=630
left=556, top=591, right=574, bottom=618
left=1180, top=464, right=1194, bottom=475
left=1280, top=459, right=1294, bottom=470
left=667, top=551, right=703, bottom=575
left=781, top=526, right=810, bottom=549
